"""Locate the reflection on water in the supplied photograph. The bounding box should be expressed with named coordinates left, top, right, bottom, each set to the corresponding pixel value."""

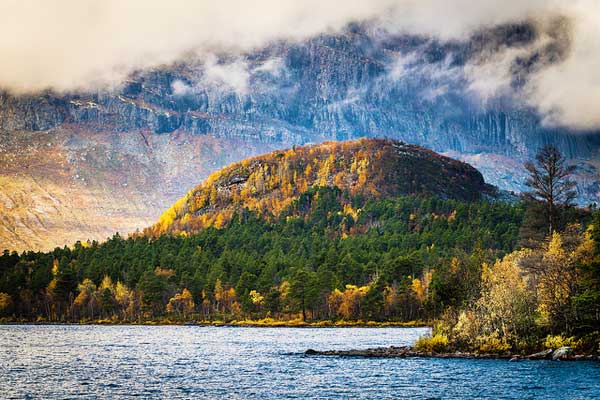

left=1, top=325, right=599, bottom=399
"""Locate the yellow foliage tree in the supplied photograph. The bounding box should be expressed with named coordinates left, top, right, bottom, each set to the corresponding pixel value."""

left=338, top=285, right=368, bottom=319
left=475, top=252, right=537, bottom=345
left=536, top=230, right=583, bottom=331
left=214, top=213, right=226, bottom=229
left=99, top=276, right=115, bottom=294
left=115, top=281, right=134, bottom=320
left=412, top=278, right=426, bottom=303
left=327, top=289, right=344, bottom=318
left=73, top=278, right=97, bottom=319
left=166, top=288, right=196, bottom=317
left=249, top=290, right=264, bottom=307
left=210, top=185, right=218, bottom=205
left=383, top=285, right=398, bottom=317
left=0, top=292, right=13, bottom=315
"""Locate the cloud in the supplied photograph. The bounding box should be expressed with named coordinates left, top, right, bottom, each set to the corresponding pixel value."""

left=254, top=58, right=285, bottom=77
left=0, top=0, right=598, bottom=130
left=171, top=56, right=285, bottom=96
left=379, top=2, right=600, bottom=130
left=462, top=43, right=534, bottom=103
left=171, top=80, right=194, bottom=96
left=326, top=87, right=365, bottom=112
left=387, top=51, right=462, bottom=101
left=388, top=52, right=419, bottom=81
left=0, top=0, right=395, bottom=94
left=524, top=6, right=600, bottom=130
left=203, top=55, right=250, bottom=95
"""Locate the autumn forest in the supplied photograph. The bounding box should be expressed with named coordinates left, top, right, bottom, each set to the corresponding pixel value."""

left=1, top=139, right=599, bottom=354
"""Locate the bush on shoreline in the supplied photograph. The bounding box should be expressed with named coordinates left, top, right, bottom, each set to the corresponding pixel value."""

left=414, top=334, right=449, bottom=352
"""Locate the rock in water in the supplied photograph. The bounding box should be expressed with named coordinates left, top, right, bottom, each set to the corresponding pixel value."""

left=528, top=349, right=554, bottom=360
left=552, top=347, right=574, bottom=360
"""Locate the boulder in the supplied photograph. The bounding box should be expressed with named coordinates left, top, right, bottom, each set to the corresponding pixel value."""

left=528, top=349, right=553, bottom=360
left=552, top=346, right=574, bottom=360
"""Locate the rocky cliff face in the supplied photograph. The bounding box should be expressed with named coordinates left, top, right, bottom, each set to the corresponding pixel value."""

left=0, top=24, right=598, bottom=251
left=2, top=26, right=598, bottom=157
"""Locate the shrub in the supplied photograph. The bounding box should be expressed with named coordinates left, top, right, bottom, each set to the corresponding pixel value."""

left=544, top=335, right=576, bottom=349
left=451, top=311, right=479, bottom=349
left=476, top=334, right=511, bottom=354
left=414, top=334, right=449, bottom=353
left=570, top=332, right=600, bottom=354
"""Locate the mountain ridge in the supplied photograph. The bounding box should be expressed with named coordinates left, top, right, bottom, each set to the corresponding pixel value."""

left=148, top=138, right=493, bottom=237
left=1, top=23, right=598, bottom=251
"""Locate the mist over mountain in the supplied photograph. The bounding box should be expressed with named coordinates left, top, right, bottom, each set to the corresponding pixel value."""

left=0, top=18, right=598, bottom=251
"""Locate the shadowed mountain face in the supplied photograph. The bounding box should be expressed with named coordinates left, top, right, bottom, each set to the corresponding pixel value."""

left=0, top=23, right=598, bottom=251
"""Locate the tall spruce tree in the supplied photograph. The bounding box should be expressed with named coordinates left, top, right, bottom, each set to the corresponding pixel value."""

left=523, top=145, right=577, bottom=235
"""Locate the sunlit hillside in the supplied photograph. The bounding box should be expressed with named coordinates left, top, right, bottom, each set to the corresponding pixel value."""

left=150, top=138, right=491, bottom=236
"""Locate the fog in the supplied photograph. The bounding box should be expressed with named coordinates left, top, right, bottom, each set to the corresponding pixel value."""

left=0, top=0, right=598, bottom=129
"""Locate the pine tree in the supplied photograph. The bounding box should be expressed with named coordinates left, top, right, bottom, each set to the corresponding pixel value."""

left=524, top=145, right=577, bottom=235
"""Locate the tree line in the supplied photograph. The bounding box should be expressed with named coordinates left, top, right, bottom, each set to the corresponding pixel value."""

left=0, top=193, right=523, bottom=323
left=0, top=144, right=598, bottom=354
left=419, top=145, right=600, bottom=354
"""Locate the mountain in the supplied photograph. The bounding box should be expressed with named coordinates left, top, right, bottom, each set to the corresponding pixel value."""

left=148, top=138, right=492, bottom=236
left=3, top=24, right=598, bottom=157
left=0, top=128, right=278, bottom=251
left=1, top=23, right=598, bottom=251
left=0, top=139, right=525, bottom=324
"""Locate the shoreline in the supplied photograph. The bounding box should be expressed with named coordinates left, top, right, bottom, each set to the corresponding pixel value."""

left=0, top=319, right=430, bottom=328
left=3, top=320, right=597, bottom=361
left=304, top=346, right=600, bottom=362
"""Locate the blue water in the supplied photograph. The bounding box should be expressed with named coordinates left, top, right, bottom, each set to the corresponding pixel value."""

left=0, top=325, right=599, bottom=399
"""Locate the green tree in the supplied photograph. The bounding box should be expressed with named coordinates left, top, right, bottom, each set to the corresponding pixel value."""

left=289, top=268, right=318, bottom=321
left=236, top=272, right=258, bottom=314
left=573, top=212, right=600, bottom=331
left=362, top=280, right=384, bottom=320
left=137, top=270, right=166, bottom=317
left=99, top=288, right=115, bottom=318
left=524, top=145, right=576, bottom=235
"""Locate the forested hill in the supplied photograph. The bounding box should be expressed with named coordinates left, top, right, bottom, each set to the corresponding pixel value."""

left=149, top=138, right=492, bottom=236
left=0, top=137, right=528, bottom=324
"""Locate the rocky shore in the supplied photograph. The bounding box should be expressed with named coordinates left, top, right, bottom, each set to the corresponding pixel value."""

left=305, top=346, right=600, bottom=361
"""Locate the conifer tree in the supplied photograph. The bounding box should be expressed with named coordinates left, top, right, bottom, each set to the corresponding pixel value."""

left=524, top=145, right=577, bottom=235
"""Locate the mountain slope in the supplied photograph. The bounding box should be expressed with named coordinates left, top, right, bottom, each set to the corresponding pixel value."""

left=2, top=25, right=597, bottom=159
left=0, top=128, right=277, bottom=251
left=149, top=138, right=491, bottom=236
left=1, top=23, right=598, bottom=251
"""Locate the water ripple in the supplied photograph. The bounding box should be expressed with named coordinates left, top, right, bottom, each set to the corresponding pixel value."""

left=0, top=325, right=599, bottom=399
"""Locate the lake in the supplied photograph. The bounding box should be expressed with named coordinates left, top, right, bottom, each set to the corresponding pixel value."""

left=1, top=325, right=599, bottom=399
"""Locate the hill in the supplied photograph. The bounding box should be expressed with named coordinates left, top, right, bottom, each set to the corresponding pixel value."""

left=0, top=137, right=529, bottom=324
left=149, top=138, right=492, bottom=236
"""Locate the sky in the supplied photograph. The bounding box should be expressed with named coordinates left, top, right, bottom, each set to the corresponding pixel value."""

left=0, top=0, right=598, bottom=130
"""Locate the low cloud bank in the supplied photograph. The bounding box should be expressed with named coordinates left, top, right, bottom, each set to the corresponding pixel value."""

left=0, top=0, right=598, bottom=130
